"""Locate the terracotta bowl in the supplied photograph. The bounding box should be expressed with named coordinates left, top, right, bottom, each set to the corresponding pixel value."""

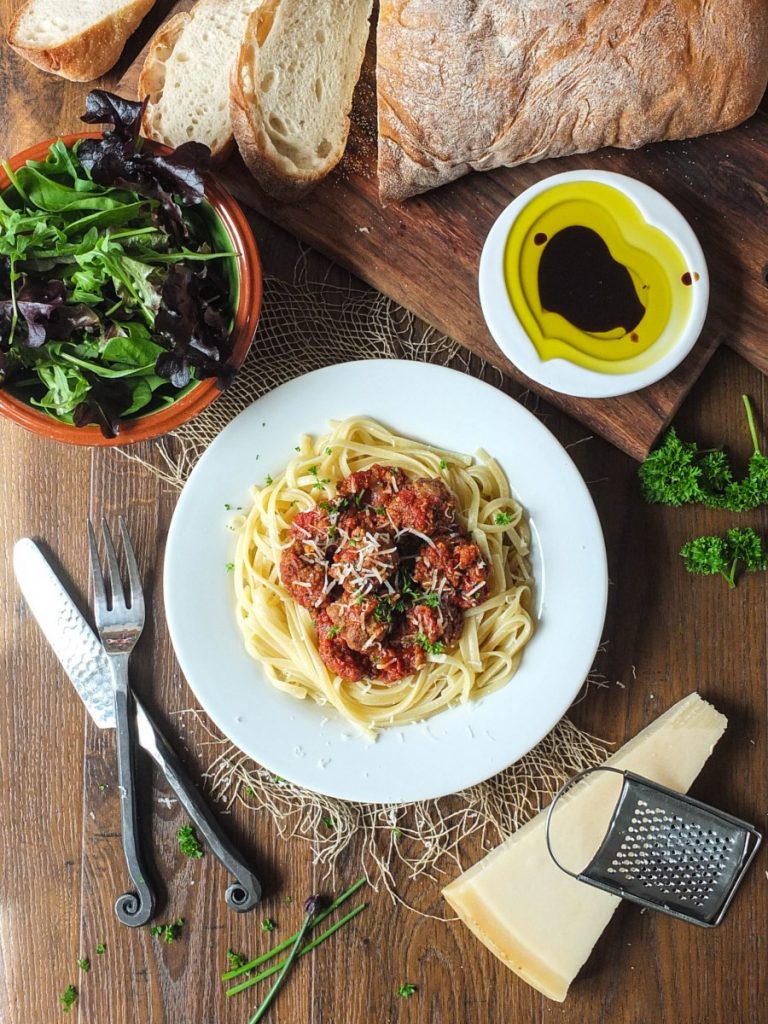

left=0, top=132, right=262, bottom=446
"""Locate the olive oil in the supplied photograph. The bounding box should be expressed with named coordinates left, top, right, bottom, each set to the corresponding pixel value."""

left=503, top=181, right=698, bottom=374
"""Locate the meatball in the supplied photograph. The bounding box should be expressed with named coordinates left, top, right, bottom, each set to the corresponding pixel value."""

left=329, top=526, right=399, bottom=595
left=337, top=464, right=406, bottom=509
left=280, top=507, right=334, bottom=609
left=316, top=611, right=368, bottom=681
left=279, top=544, right=327, bottom=609
left=413, top=536, right=488, bottom=608
left=387, top=478, right=457, bottom=535
left=370, top=641, right=426, bottom=683
left=290, top=507, right=332, bottom=547
left=326, top=595, right=389, bottom=652
left=406, top=601, right=463, bottom=649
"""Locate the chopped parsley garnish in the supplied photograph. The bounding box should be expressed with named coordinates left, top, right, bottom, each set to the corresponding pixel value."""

left=309, top=465, right=318, bottom=476
left=439, top=459, right=447, bottom=470
left=294, top=445, right=301, bottom=452
left=224, top=502, right=232, bottom=510
left=420, top=591, right=440, bottom=608
left=398, top=983, right=418, bottom=998
left=265, top=474, right=273, bottom=486
left=375, top=505, right=386, bottom=516
left=225, top=562, right=234, bottom=572
left=244, top=784, right=256, bottom=797
left=325, top=447, right=333, bottom=455
left=374, top=600, right=392, bottom=623
left=59, top=985, right=78, bottom=1013
left=262, top=918, right=276, bottom=933
left=282, top=895, right=293, bottom=905
left=319, top=501, right=333, bottom=512
left=77, top=957, right=90, bottom=973
left=392, top=827, right=403, bottom=838
left=97, top=783, right=107, bottom=792
left=415, top=634, right=445, bottom=656
left=177, top=823, right=204, bottom=859
left=354, top=489, right=365, bottom=507
left=95, top=943, right=106, bottom=955
left=328, top=525, right=338, bottom=541
left=272, top=774, right=286, bottom=784
left=494, top=510, right=513, bottom=525
left=227, top=949, right=248, bottom=969
left=328, top=625, right=341, bottom=639
left=322, top=815, right=336, bottom=829
left=150, top=918, right=185, bottom=943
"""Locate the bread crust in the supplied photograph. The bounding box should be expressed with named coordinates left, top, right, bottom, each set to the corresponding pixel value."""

left=7, top=0, right=156, bottom=82
left=377, top=0, right=768, bottom=204
left=229, top=22, right=329, bottom=202
left=230, top=2, right=370, bottom=203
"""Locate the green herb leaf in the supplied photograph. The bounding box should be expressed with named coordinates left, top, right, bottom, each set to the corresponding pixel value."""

left=322, top=816, right=335, bottom=830
left=77, top=957, right=90, bottom=973
left=398, top=983, right=418, bottom=998
left=95, top=943, right=106, bottom=955
left=415, top=633, right=445, bottom=656
left=151, top=917, right=185, bottom=943
left=265, top=475, right=273, bottom=486
left=59, top=985, right=78, bottom=1013
left=225, top=562, right=234, bottom=572
left=494, top=510, right=513, bottom=525
left=227, top=949, right=248, bottom=969
left=178, top=823, right=204, bottom=859
left=262, top=918, right=276, bottom=933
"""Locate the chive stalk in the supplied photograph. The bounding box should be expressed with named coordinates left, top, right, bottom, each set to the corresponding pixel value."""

left=226, top=902, right=367, bottom=998
left=220, top=876, right=366, bottom=981
left=245, top=896, right=324, bottom=1024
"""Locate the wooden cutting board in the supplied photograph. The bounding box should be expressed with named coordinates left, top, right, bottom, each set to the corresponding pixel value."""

left=119, top=5, right=768, bottom=459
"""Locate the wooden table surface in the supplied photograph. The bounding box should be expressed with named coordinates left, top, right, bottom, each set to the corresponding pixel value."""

left=1, top=8, right=766, bottom=1023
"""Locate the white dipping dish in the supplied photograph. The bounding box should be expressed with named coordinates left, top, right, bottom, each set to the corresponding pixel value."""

left=164, top=360, right=607, bottom=803
left=479, top=170, right=709, bottom=399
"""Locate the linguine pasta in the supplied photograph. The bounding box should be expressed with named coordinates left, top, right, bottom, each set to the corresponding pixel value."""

left=233, top=417, right=534, bottom=736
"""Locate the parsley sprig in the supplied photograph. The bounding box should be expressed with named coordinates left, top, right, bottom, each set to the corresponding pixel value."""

left=639, top=395, right=768, bottom=511
left=59, top=985, right=77, bottom=1013
left=681, top=527, right=767, bottom=588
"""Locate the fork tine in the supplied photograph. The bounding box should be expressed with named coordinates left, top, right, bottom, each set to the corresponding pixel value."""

left=100, top=517, right=124, bottom=611
left=119, top=516, right=144, bottom=619
left=87, top=519, right=108, bottom=616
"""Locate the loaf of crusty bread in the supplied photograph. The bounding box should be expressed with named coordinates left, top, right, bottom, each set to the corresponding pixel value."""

left=377, top=0, right=768, bottom=204
left=139, top=0, right=262, bottom=159
left=231, top=0, right=373, bottom=201
left=7, top=0, right=156, bottom=82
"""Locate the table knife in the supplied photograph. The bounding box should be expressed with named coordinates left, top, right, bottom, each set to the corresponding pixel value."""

left=13, top=537, right=261, bottom=913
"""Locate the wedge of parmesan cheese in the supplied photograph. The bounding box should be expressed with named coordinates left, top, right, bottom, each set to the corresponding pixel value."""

left=442, top=692, right=727, bottom=1002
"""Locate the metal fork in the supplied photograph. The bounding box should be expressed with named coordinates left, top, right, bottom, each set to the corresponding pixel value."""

left=88, top=516, right=156, bottom=927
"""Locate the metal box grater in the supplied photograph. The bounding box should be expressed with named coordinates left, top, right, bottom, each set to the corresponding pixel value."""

left=545, top=766, right=762, bottom=926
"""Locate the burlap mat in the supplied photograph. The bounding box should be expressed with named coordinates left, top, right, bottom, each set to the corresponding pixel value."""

left=122, top=259, right=610, bottom=910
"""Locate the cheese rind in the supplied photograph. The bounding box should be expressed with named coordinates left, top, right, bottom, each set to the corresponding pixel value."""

left=442, top=693, right=728, bottom=1002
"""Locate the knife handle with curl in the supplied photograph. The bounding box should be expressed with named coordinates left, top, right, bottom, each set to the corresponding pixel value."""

left=134, top=700, right=261, bottom=911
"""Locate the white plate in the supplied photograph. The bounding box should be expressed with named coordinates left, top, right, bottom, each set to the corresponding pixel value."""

left=164, top=361, right=607, bottom=803
left=479, top=170, right=709, bottom=399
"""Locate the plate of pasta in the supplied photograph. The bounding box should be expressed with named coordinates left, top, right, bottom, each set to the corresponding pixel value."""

left=164, top=360, right=607, bottom=802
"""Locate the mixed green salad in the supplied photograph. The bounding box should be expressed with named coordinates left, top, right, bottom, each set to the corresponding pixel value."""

left=0, top=91, right=238, bottom=438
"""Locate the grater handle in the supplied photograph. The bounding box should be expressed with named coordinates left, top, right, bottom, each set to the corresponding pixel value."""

left=545, top=765, right=626, bottom=878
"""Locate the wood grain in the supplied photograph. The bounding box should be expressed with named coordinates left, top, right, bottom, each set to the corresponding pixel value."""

left=1, top=5, right=767, bottom=1024
left=115, top=6, right=768, bottom=459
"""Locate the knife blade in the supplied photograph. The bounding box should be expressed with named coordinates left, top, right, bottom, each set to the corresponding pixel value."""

left=13, top=537, right=261, bottom=912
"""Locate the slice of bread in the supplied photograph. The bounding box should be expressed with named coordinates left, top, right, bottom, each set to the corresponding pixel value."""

left=231, top=0, right=373, bottom=201
left=139, top=0, right=263, bottom=159
left=7, top=0, right=156, bottom=82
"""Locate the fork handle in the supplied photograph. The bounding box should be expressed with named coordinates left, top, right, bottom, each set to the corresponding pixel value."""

left=110, top=654, right=156, bottom=927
